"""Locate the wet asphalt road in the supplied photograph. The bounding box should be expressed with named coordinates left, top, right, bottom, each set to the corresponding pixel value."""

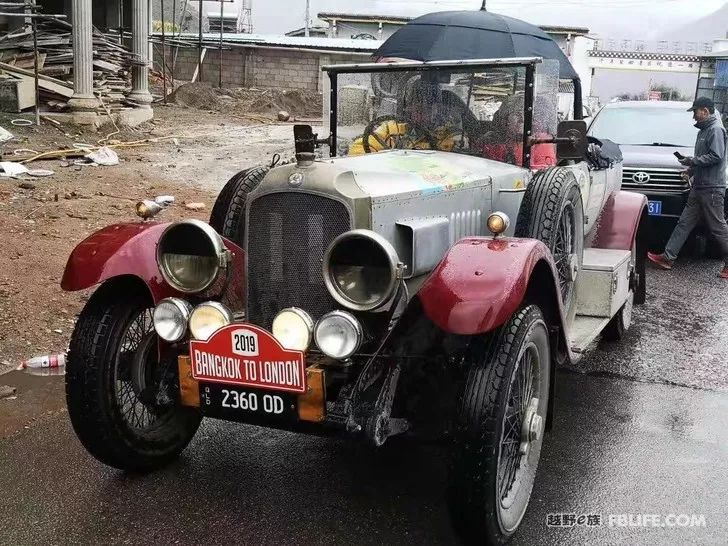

left=1, top=257, right=727, bottom=545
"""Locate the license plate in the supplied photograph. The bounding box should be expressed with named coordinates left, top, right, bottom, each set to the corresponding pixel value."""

left=200, top=383, right=298, bottom=424
left=648, top=200, right=662, bottom=216
left=189, top=324, right=307, bottom=394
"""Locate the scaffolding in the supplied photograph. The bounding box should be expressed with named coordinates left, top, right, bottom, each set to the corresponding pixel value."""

left=238, top=0, right=252, bottom=34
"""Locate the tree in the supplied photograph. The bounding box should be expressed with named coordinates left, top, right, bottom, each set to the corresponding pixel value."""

left=615, top=84, right=690, bottom=102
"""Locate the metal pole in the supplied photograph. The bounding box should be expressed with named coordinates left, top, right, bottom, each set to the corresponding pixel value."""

left=31, top=0, right=39, bottom=125
left=198, top=0, right=203, bottom=82
left=161, top=0, right=167, bottom=103
left=481, top=0, right=486, bottom=11
left=219, top=0, right=223, bottom=88
left=172, top=0, right=176, bottom=84
left=305, top=0, right=310, bottom=37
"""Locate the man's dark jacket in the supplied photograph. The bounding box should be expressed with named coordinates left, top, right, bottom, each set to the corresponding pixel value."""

left=689, top=114, right=728, bottom=190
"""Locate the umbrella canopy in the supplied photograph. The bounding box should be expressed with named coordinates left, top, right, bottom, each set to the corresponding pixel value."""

left=374, top=10, right=578, bottom=80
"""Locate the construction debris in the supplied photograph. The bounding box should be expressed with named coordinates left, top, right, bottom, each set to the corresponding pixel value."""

left=0, top=19, right=135, bottom=112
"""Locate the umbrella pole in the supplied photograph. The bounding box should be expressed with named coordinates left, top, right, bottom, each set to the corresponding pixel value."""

left=480, top=0, right=487, bottom=10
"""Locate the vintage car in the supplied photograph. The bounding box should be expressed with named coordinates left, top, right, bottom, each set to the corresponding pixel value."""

left=60, top=53, right=648, bottom=546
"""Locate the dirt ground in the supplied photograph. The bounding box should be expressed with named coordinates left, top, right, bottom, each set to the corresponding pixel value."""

left=0, top=100, right=318, bottom=379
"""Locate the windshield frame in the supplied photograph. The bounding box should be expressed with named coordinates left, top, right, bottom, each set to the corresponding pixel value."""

left=322, top=58, right=541, bottom=168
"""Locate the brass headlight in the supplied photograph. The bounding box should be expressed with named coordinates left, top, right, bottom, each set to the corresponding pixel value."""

left=157, top=219, right=229, bottom=293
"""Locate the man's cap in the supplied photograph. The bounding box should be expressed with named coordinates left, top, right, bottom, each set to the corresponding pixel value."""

left=687, top=96, right=714, bottom=111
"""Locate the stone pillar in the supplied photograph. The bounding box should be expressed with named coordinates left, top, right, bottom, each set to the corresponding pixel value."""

left=128, top=0, right=153, bottom=108
left=68, top=0, right=98, bottom=113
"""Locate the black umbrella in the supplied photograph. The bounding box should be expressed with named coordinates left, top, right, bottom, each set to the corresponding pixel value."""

left=374, top=10, right=578, bottom=80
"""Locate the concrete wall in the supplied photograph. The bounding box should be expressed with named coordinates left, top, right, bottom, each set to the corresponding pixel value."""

left=160, top=46, right=365, bottom=90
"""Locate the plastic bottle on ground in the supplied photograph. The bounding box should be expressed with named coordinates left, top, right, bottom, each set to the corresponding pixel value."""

left=19, top=353, right=66, bottom=370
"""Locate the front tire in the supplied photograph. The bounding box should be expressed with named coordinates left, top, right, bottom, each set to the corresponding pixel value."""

left=449, top=305, right=550, bottom=545
left=65, top=281, right=201, bottom=471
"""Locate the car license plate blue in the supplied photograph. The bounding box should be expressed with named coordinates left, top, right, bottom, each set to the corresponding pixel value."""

left=647, top=200, right=662, bottom=216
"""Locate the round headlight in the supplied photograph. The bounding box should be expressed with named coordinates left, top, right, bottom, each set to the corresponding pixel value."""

left=314, top=311, right=363, bottom=359
left=272, top=308, right=313, bottom=351
left=157, top=219, right=228, bottom=294
left=487, top=211, right=510, bottom=236
left=153, top=298, right=192, bottom=342
left=323, top=230, right=400, bottom=311
left=189, top=301, right=233, bottom=341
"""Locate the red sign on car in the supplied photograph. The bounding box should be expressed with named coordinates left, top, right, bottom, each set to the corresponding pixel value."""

left=189, top=324, right=307, bottom=394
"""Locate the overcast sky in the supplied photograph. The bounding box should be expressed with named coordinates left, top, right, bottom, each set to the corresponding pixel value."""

left=253, top=0, right=727, bottom=39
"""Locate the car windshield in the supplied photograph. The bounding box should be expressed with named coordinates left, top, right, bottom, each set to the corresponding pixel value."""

left=327, top=62, right=559, bottom=166
left=588, top=105, right=696, bottom=147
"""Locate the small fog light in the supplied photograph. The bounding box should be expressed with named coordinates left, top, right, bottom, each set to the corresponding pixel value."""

left=314, top=311, right=363, bottom=360
left=487, top=212, right=510, bottom=236
left=272, top=308, right=314, bottom=351
left=153, top=298, right=192, bottom=342
left=189, top=301, right=233, bottom=341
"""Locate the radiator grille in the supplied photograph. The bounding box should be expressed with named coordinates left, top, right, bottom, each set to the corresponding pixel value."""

left=622, top=166, right=689, bottom=192
left=246, top=192, right=351, bottom=329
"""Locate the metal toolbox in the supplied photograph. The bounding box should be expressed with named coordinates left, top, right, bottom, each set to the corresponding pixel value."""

left=576, top=248, right=632, bottom=318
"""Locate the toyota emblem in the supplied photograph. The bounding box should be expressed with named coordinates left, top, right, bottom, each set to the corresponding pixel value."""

left=632, top=171, right=650, bottom=184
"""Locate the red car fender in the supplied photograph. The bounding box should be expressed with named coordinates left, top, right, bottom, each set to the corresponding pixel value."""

left=61, top=222, right=244, bottom=303
left=418, top=237, right=566, bottom=336
left=588, top=190, right=649, bottom=250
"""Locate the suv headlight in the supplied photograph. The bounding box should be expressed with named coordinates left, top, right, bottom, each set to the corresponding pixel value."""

left=157, top=219, right=229, bottom=293
left=323, top=229, right=400, bottom=311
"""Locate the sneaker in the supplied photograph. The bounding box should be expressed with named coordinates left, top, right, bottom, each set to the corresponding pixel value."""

left=647, top=252, right=673, bottom=270
left=718, top=266, right=728, bottom=279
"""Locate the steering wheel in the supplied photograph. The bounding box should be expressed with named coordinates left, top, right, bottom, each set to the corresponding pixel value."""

left=361, top=114, right=439, bottom=154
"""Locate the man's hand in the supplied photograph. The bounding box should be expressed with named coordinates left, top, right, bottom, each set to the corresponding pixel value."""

left=678, top=156, right=693, bottom=166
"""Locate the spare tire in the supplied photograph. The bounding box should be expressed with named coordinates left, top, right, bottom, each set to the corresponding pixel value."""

left=515, top=167, right=584, bottom=322
left=209, top=166, right=268, bottom=235
left=221, top=165, right=269, bottom=245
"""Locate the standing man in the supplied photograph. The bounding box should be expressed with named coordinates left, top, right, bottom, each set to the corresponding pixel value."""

left=648, top=97, right=728, bottom=278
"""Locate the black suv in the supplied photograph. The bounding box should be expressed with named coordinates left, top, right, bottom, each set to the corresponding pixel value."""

left=588, top=100, right=727, bottom=248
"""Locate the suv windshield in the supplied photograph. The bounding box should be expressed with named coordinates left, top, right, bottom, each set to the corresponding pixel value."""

left=327, top=61, right=559, bottom=166
left=589, top=105, right=696, bottom=147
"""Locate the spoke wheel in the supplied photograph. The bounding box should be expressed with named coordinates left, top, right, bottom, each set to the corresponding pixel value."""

left=553, top=202, right=577, bottom=309
left=449, top=305, right=550, bottom=545
left=66, top=281, right=201, bottom=471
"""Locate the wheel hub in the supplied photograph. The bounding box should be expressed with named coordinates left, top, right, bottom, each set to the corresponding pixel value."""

left=519, top=398, right=542, bottom=456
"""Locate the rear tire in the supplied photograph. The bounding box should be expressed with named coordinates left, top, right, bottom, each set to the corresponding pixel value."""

left=448, top=305, right=550, bottom=545
left=65, top=281, right=201, bottom=471
left=516, top=168, right=584, bottom=322
left=221, top=165, right=269, bottom=244
left=209, top=166, right=268, bottom=234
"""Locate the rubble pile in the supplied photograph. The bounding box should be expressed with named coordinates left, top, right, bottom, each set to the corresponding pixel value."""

left=171, top=83, right=324, bottom=120
left=0, top=19, right=135, bottom=112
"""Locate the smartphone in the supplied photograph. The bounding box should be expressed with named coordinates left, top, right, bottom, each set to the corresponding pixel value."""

left=674, top=151, right=685, bottom=160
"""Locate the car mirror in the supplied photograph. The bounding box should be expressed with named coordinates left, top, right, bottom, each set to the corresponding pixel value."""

left=556, top=120, right=588, bottom=160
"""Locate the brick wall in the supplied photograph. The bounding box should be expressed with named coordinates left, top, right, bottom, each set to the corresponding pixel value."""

left=158, top=46, right=365, bottom=90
